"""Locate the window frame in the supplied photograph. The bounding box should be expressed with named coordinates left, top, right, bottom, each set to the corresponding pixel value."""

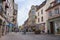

left=41, top=16, right=43, bottom=22
left=55, top=8, right=59, bottom=14
left=49, top=11, right=52, bottom=16
left=38, top=18, right=40, bottom=22
left=41, top=9, right=43, bottom=14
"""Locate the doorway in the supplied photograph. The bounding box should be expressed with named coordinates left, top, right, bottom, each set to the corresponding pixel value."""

left=50, top=22, right=54, bottom=34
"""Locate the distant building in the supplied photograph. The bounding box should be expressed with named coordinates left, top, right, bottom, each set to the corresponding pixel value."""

left=13, top=3, right=18, bottom=27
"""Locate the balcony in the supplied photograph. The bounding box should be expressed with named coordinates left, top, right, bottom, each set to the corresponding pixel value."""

left=48, top=13, right=60, bottom=20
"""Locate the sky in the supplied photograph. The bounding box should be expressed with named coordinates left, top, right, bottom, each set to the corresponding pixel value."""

left=15, top=0, right=45, bottom=26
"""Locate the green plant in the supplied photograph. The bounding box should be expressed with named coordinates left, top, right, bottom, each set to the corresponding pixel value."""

left=57, top=28, right=60, bottom=34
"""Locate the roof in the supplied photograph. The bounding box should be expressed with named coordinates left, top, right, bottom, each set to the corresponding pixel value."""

left=46, top=1, right=60, bottom=11
left=36, top=0, right=46, bottom=11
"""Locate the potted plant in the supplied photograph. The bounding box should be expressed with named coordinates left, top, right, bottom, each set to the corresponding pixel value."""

left=57, top=28, right=60, bottom=34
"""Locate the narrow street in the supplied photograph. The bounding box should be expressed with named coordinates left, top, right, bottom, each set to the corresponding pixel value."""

left=0, top=32, right=60, bottom=40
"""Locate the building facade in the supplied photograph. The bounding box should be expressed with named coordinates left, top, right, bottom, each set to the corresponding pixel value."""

left=14, top=3, right=18, bottom=27
left=35, top=0, right=56, bottom=33
left=0, top=0, right=9, bottom=37
left=28, top=5, right=37, bottom=31
left=23, top=5, right=37, bottom=31
left=36, top=1, right=47, bottom=33
left=6, top=0, right=14, bottom=32
left=0, top=0, right=17, bottom=37
left=12, top=3, right=18, bottom=31
left=46, top=0, right=60, bottom=34
left=23, top=0, right=60, bottom=34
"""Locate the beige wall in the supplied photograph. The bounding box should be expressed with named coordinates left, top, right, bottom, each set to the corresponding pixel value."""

left=47, top=5, right=60, bottom=19
left=13, top=3, right=18, bottom=27
left=7, top=0, right=14, bottom=22
left=36, top=0, right=55, bottom=33
left=14, top=3, right=18, bottom=10
left=28, top=5, right=36, bottom=25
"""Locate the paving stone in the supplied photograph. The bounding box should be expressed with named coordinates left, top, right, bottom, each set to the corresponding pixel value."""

left=0, top=32, right=60, bottom=40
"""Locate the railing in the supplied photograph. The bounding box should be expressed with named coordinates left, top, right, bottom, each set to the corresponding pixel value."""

left=48, top=13, right=60, bottom=19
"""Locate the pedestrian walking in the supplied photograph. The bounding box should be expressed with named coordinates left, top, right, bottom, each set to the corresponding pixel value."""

left=23, top=28, right=26, bottom=34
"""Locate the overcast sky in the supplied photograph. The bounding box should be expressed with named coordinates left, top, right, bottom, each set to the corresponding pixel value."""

left=15, top=0, right=45, bottom=26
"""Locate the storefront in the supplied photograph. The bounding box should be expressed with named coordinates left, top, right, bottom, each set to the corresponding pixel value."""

left=47, top=17, right=60, bottom=34
left=7, top=22, right=14, bottom=32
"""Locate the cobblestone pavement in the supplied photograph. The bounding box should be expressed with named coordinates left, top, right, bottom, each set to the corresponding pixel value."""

left=0, top=32, right=60, bottom=40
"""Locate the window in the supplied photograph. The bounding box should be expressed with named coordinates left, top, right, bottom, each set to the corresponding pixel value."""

left=49, top=11, right=52, bottom=16
left=38, top=18, right=40, bottom=22
left=55, top=8, right=59, bottom=14
left=32, top=7, right=35, bottom=10
left=41, top=9, right=43, bottom=14
left=41, top=16, right=43, bottom=22
left=38, top=12, right=39, bottom=16
left=35, top=16, right=37, bottom=19
left=0, top=5, right=2, bottom=12
left=0, top=19, right=2, bottom=25
left=32, top=10, right=35, bottom=15
left=0, top=0, right=2, bottom=3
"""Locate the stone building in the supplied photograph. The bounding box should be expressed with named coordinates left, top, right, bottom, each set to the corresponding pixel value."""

left=13, top=3, right=18, bottom=27
left=35, top=0, right=56, bottom=33
left=0, top=0, right=18, bottom=37
left=46, top=0, right=60, bottom=34
left=0, top=0, right=9, bottom=37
